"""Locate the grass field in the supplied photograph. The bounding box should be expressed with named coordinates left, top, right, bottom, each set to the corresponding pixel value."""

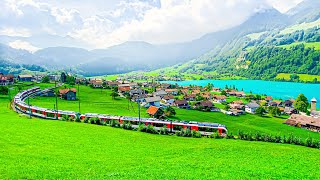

left=276, top=73, right=320, bottom=82
left=27, top=85, right=320, bottom=141
left=1, top=95, right=320, bottom=179
left=277, top=42, right=320, bottom=51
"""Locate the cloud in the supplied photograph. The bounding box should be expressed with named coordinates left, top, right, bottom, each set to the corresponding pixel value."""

left=267, top=0, right=303, bottom=13
left=0, top=27, right=31, bottom=37
left=9, top=40, right=40, bottom=52
left=0, top=0, right=306, bottom=49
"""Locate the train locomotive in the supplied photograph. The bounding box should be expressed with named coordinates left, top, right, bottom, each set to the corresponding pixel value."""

left=13, top=87, right=228, bottom=135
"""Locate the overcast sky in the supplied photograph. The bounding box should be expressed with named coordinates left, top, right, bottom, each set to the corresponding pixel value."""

left=0, top=0, right=303, bottom=51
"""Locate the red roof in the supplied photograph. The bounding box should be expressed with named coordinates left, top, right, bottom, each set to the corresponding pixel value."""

left=59, top=88, right=77, bottom=94
left=118, top=86, right=131, bottom=92
left=265, top=96, right=273, bottom=101
left=147, top=106, right=159, bottom=115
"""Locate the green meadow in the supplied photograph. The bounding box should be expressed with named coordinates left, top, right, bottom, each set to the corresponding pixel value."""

left=276, top=73, right=320, bottom=82
left=27, top=85, right=320, bottom=141
left=1, top=94, right=320, bottom=179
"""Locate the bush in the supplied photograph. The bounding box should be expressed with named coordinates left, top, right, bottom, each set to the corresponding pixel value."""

left=110, top=120, right=120, bottom=128
left=146, top=125, right=158, bottom=134
left=83, top=117, right=89, bottom=123
left=210, top=132, right=222, bottom=139
left=225, top=133, right=235, bottom=139
left=137, top=124, right=147, bottom=132
left=75, top=117, right=81, bottom=123
left=60, top=117, right=66, bottom=121
left=121, top=122, right=133, bottom=130
left=159, top=126, right=169, bottom=135
left=191, top=130, right=201, bottom=138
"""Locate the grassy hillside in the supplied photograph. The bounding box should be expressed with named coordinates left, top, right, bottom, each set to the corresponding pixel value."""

left=276, top=73, right=320, bottom=81
left=27, top=85, right=320, bottom=141
left=1, top=95, right=320, bottom=179
left=277, top=42, right=320, bottom=50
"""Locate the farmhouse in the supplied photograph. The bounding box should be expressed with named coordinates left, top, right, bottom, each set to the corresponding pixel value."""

left=129, top=89, right=144, bottom=97
left=40, top=89, right=55, bottom=97
left=265, top=96, right=273, bottom=102
left=194, top=101, right=214, bottom=110
left=107, top=81, right=120, bottom=87
left=165, top=89, right=179, bottom=95
left=285, top=114, right=320, bottom=132
left=118, top=86, right=131, bottom=93
left=162, top=95, right=175, bottom=105
left=59, top=88, right=77, bottom=100
left=146, top=106, right=164, bottom=118
left=18, top=74, right=33, bottom=82
left=153, top=90, right=167, bottom=98
left=283, top=100, right=294, bottom=107
left=144, top=96, right=161, bottom=108
left=245, top=102, right=260, bottom=114
left=213, top=95, right=227, bottom=103
left=184, top=94, right=196, bottom=101
left=173, top=100, right=190, bottom=109
left=0, top=74, right=14, bottom=86
left=212, top=87, right=221, bottom=92
left=91, top=80, right=103, bottom=88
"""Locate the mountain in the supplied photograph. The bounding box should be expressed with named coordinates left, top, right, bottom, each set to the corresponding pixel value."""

left=287, top=0, right=320, bottom=23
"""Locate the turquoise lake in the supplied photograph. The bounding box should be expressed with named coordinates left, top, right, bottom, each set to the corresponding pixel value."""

left=162, top=80, right=320, bottom=107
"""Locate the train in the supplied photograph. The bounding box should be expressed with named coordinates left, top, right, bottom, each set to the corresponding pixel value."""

left=13, top=87, right=228, bottom=135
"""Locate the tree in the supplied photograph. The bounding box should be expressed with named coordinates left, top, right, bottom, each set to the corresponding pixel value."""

left=223, top=104, right=230, bottom=111
left=61, top=72, right=67, bottom=83
left=0, top=86, right=8, bottom=95
left=221, top=90, right=227, bottom=96
left=268, top=106, right=281, bottom=117
left=294, top=94, right=309, bottom=112
left=165, top=106, right=176, bottom=117
left=41, top=76, right=50, bottom=83
left=110, top=91, right=119, bottom=100
left=255, top=106, right=266, bottom=116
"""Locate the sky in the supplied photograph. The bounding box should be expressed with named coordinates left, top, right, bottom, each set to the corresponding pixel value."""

left=0, top=0, right=303, bottom=52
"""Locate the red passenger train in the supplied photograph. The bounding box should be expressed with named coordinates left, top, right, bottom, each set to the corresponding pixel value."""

left=14, top=87, right=228, bottom=135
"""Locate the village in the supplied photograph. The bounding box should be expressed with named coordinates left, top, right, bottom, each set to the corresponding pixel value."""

left=1, top=72, right=320, bottom=133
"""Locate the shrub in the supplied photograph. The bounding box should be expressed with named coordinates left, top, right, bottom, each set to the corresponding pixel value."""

left=191, top=130, right=201, bottom=138
left=83, top=117, right=89, bottom=123
left=137, top=124, right=147, bottom=132
left=110, top=120, right=120, bottom=128
left=210, top=132, right=222, bottom=139
left=121, top=122, right=133, bottom=130
left=75, top=117, right=81, bottom=123
left=60, top=117, right=66, bottom=121
left=225, top=133, right=235, bottom=139
left=159, top=126, right=169, bottom=135
left=146, top=125, right=157, bottom=134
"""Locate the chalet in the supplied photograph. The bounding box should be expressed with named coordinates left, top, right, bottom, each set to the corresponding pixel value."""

left=144, top=96, right=161, bottom=108
left=194, top=101, right=214, bottom=110
left=146, top=106, right=164, bottom=118
left=230, top=100, right=244, bottom=110
left=213, top=95, right=227, bottom=103
left=283, top=100, right=294, bottom=107
left=162, top=95, right=175, bottom=105
left=235, top=91, right=246, bottom=97
left=91, top=81, right=103, bottom=88
left=245, top=102, right=260, bottom=114
left=118, top=86, right=131, bottom=93
left=161, top=83, right=171, bottom=89
left=165, top=89, right=179, bottom=96
left=265, top=96, right=273, bottom=102
left=129, top=89, right=144, bottom=97
left=129, top=82, right=139, bottom=89
left=212, top=87, right=221, bottom=92
left=0, top=74, right=14, bottom=86
left=173, top=100, right=190, bottom=109
left=285, top=114, right=320, bottom=132
left=191, top=90, right=201, bottom=95
left=18, top=74, right=33, bottom=82
left=180, top=89, right=189, bottom=95
left=132, top=94, right=147, bottom=102
left=153, top=90, right=167, bottom=98
left=201, top=92, right=212, bottom=100
left=107, top=81, right=120, bottom=87
left=59, top=88, right=77, bottom=100
left=269, top=100, right=283, bottom=107
left=184, top=94, right=196, bottom=101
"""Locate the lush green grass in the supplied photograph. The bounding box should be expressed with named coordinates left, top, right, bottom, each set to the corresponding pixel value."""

left=276, top=73, right=320, bottom=82
left=27, top=85, right=320, bottom=141
left=277, top=42, right=320, bottom=51
left=1, top=95, right=320, bottom=179
left=29, top=86, right=147, bottom=117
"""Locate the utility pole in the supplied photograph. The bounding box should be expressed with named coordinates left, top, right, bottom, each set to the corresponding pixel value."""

left=138, top=94, right=141, bottom=124
left=78, top=83, right=80, bottom=113
left=28, top=91, right=31, bottom=118
left=55, top=80, right=58, bottom=119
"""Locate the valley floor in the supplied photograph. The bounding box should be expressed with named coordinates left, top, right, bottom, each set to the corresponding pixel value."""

left=1, top=95, right=320, bottom=179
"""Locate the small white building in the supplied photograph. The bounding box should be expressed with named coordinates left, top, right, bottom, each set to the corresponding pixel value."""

left=245, top=102, right=260, bottom=114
